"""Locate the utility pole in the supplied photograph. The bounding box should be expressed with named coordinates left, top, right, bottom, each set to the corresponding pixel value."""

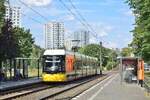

left=100, top=41, right=102, bottom=75
left=112, top=55, right=113, bottom=70
left=111, top=50, right=114, bottom=70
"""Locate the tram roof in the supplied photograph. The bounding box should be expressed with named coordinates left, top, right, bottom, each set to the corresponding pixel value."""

left=43, top=49, right=98, bottom=61
left=43, top=49, right=66, bottom=55
left=117, top=57, right=140, bottom=60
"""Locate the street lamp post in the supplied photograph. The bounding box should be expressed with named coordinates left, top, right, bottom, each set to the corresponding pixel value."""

left=100, top=42, right=102, bottom=75
left=111, top=56, right=113, bottom=70
left=111, top=49, right=114, bottom=70
left=71, top=40, right=80, bottom=52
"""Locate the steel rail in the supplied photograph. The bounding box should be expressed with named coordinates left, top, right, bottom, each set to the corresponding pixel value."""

left=40, top=74, right=112, bottom=100
left=0, top=81, right=44, bottom=95
left=0, top=84, right=55, bottom=100
left=1, top=72, right=115, bottom=100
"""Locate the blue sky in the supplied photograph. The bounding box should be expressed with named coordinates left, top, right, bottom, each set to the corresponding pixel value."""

left=10, top=0, right=135, bottom=49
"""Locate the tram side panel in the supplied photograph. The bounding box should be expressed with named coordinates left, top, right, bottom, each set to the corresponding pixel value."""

left=65, top=54, right=88, bottom=81
left=65, top=54, right=98, bottom=81
left=65, top=55, right=75, bottom=81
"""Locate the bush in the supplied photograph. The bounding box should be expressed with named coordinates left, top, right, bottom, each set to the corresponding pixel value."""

left=106, top=61, right=117, bottom=70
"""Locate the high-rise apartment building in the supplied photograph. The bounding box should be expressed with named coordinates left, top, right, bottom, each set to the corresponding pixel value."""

left=5, top=4, right=21, bottom=27
left=73, top=30, right=90, bottom=47
left=45, top=22, right=64, bottom=49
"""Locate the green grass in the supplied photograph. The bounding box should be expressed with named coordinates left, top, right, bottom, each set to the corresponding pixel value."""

left=145, top=71, right=150, bottom=86
left=145, top=71, right=150, bottom=77
left=4, top=68, right=42, bottom=79
left=28, top=68, right=42, bottom=77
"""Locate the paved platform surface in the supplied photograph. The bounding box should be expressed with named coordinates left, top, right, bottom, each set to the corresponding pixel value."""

left=72, top=73, right=150, bottom=100
left=0, top=77, right=41, bottom=91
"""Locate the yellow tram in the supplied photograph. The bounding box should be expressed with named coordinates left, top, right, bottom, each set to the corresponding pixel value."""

left=42, top=49, right=99, bottom=82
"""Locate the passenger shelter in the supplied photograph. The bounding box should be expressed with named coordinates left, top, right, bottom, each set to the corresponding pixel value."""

left=118, top=57, right=144, bottom=84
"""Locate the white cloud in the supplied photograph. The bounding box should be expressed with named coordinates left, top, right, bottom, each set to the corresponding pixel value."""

left=25, top=0, right=52, bottom=6
left=92, top=23, right=113, bottom=38
left=58, top=15, right=75, bottom=21
left=98, top=0, right=118, bottom=6
left=65, top=0, right=117, bottom=7
left=124, top=10, right=134, bottom=16
left=46, top=7, right=66, bottom=16
left=90, top=36, right=97, bottom=44
left=104, top=42, right=118, bottom=49
left=66, top=15, right=75, bottom=21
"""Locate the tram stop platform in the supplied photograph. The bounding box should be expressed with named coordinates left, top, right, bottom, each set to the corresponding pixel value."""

left=72, top=73, right=150, bottom=100
left=0, top=77, right=42, bottom=92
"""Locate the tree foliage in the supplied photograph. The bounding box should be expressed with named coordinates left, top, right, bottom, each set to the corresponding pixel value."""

left=13, top=27, right=34, bottom=57
left=0, top=25, right=34, bottom=61
left=0, top=20, right=19, bottom=61
left=0, top=1, right=34, bottom=60
left=30, top=44, right=44, bottom=68
left=126, top=0, right=150, bottom=62
left=30, top=45, right=44, bottom=58
left=0, top=0, right=5, bottom=31
left=79, top=44, right=100, bottom=58
left=121, top=47, right=133, bottom=57
left=78, top=44, right=118, bottom=70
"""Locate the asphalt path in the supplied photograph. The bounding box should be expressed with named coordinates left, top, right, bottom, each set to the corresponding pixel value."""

left=72, top=73, right=149, bottom=100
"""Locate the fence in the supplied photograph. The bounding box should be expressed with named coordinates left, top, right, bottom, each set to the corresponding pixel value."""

left=144, top=77, right=150, bottom=95
left=0, top=58, right=42, bottom=81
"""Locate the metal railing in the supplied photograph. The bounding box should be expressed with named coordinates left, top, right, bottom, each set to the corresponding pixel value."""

left=144, top=77, right=150, bottom=94
left=0, top=58, right=42, bottom=82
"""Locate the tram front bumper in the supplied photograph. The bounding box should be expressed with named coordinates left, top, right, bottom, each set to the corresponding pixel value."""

left=42, top=73, right=67, bottom=82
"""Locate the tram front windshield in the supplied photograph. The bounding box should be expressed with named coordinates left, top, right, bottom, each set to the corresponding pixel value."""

left=43, top=55, right=65, bottom=73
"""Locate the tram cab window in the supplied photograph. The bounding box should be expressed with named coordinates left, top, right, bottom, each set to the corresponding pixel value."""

left=43, top=55, right=65, bottom=73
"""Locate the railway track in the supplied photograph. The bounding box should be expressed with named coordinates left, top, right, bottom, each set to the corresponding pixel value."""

left=0, top=82, right=43, bottom=95
left=0, top=83, right=54, bottom=100
left=40, top=73, right=114, bottom=100
left=0, top=72, right=116, bottom=100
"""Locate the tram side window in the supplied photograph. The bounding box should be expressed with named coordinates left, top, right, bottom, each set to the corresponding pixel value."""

left=75, top=61, right=82, bottom=70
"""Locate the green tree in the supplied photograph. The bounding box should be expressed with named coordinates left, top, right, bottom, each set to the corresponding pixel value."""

left=126, top=0, right=150, bottom=63
left=0, top=20, right=19, bottom=61
left=78, top=44, right=118, bottom=70
left=13, top=27, right=34, bottom=57
left=30, top=45, right=43, bottom=58
left=79, top=44, right=100, bottom=58
left=0, top=0, right=5, bottom=70
left=30, top=44, right=44, bottom=68
left=121, top=47, right=133, bottom=57
left=108, top=50, right=118, bottom=70
left=0, top=0, right=5, bottom=31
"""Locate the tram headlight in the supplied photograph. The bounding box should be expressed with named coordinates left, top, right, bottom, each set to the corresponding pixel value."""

left=48, top=66, right=58, bottom=71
